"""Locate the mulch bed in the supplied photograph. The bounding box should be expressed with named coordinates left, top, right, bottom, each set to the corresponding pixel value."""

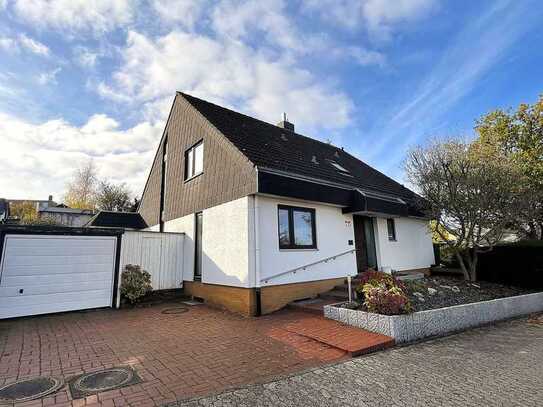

left=402, top=276, right=538, bottom=312
left=351, top=276, right=538, bottom=313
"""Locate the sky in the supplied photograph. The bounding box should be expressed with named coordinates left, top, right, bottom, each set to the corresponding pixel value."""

left=1, top=0, right=542, bottom=201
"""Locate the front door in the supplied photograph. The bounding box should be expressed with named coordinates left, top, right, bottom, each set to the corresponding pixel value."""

left=353, top=215, right=378, bottom=273
left=194, top=212, right=203, bottom=280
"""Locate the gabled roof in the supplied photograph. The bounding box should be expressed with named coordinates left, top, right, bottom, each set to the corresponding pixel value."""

left=179, top=92, right=418, bottom=203
left=85, top=211, right=147, bottom=229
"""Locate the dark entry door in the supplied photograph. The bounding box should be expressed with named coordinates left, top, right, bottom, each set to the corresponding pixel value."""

left=194, top=212, right=203, bottom=280
left=353, top=215, right=378, bottom=272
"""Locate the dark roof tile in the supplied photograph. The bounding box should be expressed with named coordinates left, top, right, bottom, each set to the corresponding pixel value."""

left=180, top=92, right=417, bottom=202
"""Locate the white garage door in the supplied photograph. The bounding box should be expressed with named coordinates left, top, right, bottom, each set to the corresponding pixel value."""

left=0, top=234, right=117, bottom=319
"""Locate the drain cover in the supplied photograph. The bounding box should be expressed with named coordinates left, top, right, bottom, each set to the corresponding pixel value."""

left=0, top=376, right=63, bottom=404
left=68, top=367, right=141, bottom=399
left=161, top=306, right=189, bottom=314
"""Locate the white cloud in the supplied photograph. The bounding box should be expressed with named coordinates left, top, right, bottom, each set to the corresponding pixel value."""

left=19, top=34, right=50, bottom=56
left=0, top=112, right=162, bottom=199
left=74, top=47, right=99, bottom=68
left=302, top=0, right=437, bottom=40
left=12, top=0, right=136, bottom=34
left=0, top=37, right=18, bottom=53
left=151, top=0, right=207, bottom=29
left=99, top=30, right=353, bottom=131
left=37, top=67, right=61, bottom=85
left=0, top=34, right=50, bottom=56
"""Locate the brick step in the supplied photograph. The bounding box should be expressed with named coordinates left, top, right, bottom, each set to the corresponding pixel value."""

left=283, top=315, right=395, bottom=357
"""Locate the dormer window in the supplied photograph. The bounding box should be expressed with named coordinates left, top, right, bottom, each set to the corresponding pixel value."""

left=185, top=140, right=204, bottom=181
left=327, top=160, right=349, bottom=174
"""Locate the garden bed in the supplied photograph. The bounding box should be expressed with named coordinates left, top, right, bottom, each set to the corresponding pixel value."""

left=396, top=276, right=535, bottom=312
left=325, top=277, right=543, bottom=343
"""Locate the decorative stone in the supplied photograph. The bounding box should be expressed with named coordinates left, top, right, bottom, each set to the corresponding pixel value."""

left=451, top=286, right=460, bottom=293
left=427, top=288, right=438, bottom=295
left=414, top=292, right=425, bottom=302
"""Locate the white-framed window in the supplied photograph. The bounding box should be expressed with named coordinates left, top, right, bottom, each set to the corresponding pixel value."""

left=185, top=140, right=204, bottom=180
left=387, top=218, right=397, bottom=241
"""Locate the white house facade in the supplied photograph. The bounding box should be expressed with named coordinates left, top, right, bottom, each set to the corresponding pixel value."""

left=137, top=93, right=435, bottom=315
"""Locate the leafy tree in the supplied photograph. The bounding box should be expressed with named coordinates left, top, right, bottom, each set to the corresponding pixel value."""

left=9, top=201, right=59, bottom=225
left=63, top=161, right=98, bottom=209
left=475, top=95, right=543, bottom=239
left=9, top=201, right=39, bottom=224
left=95, top=180, right=133, bottom=212
left=63, top=162, right=136, bottom=212
left=405, top=139, right=525, bottom=281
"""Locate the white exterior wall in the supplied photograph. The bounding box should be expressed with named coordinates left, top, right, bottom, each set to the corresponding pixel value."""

left=256, top=196, right=357, bottom=287
left=159, top=196, right=252, bottom=287
left=374, top=217, right=434, bottom=271
left=201, top=197, right=253, bottom=287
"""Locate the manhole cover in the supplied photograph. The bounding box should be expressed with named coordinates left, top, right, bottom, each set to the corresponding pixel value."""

left=0, top=376, right=63, bottom=404
left=161, top=306, right=189, bottom=314
left=68, top=367, right=141, bottom=399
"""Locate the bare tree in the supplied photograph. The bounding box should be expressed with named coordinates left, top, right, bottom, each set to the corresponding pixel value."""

left=95, top=180, right=133, bottom=212
left=405, top=139, right=524, bottom=281
left=64, top=161, right=98, bottom=209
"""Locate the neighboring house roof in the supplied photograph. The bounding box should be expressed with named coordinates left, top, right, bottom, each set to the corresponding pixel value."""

left=179, top=92, right=418, bottom=203
left=85, top=211, right=148, bottom=229
left=39, top=207, right=94, bottom=215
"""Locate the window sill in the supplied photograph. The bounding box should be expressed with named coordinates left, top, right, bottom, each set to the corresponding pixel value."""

left=184, top=171, right=204, bottom=183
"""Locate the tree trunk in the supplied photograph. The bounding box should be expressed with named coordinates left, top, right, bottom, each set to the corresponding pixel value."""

left=469, top=250, right=478, bottom=282
left=455, top=251, right=470, bottom=281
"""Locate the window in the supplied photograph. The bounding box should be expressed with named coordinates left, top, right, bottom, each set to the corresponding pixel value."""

left=185, top=141, right=204, bottom=180
left=387, top=218, right=396, bottom=241
left=278, top=205, right=317, bottom=249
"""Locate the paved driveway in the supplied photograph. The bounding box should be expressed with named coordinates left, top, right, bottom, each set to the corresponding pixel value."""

left=0, top=304, right=349, bottom=406
left=176, top=316, right=543, bottom=407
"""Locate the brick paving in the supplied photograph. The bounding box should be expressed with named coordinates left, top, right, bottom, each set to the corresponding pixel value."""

left=174, top=315, right=543, bottom=407
left=0, top=304, right=363, bottom=406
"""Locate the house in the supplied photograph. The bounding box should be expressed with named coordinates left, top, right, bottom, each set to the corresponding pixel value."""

left=138, top=92, right=435, bottom=316
left=39, top=205, right=95, bottom=227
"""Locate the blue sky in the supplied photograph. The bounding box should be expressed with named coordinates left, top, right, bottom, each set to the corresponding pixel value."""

left=1, top=0, right=542, bottom=200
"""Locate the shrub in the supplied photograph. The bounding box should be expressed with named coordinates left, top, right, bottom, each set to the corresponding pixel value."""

left=120, top=264, right=152, bottom=303
left=355, top=270, right=412, bottom=315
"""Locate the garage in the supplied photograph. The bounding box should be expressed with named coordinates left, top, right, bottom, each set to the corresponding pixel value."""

left=0, top=226, right=122, bottom=319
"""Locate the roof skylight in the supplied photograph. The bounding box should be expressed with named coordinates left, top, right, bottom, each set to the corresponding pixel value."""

left=327, top=160, right=350, bottom=174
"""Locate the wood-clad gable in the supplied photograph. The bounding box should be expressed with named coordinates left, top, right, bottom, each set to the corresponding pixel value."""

left=138, top=94, right=257, bottom=227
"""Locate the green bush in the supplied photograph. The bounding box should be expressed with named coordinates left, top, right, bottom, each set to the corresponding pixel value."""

left=120, top=264, right=152, bottom=303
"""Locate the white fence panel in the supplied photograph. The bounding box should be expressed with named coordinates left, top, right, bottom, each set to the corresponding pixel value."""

left=120, top=231, right=184, bottom=292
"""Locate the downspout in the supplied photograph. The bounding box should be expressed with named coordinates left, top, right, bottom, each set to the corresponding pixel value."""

left=254, top=167, right=262, bottom=316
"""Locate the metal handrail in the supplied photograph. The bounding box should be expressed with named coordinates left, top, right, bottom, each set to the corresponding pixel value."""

left=260, top=248, right=356, bottom=284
